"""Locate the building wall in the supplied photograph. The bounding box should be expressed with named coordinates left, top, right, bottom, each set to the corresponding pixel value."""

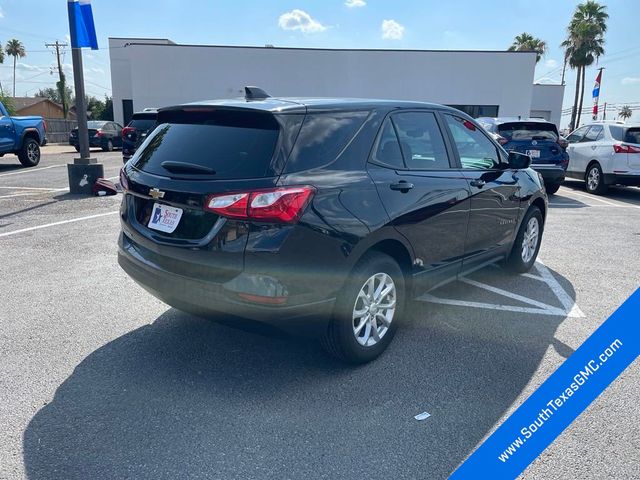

left=110, top=38, right=539, bottom=125
left=530, top=84, right=565, bottom=128
left=17, top=101, right=66, bottom=119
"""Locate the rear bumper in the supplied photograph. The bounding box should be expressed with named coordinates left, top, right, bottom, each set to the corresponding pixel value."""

left=531, top=164, right=565, bottom=185
left=69, top=137, right=103, bottom=148
left=118, top=232, right=335, bottom=331
left=604, top=173, right=640, bottom=186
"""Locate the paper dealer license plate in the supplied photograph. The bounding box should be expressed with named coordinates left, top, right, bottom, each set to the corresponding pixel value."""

left=147, top=203, right=183, bottom=233
left=526, top=149, right=541, bottom=158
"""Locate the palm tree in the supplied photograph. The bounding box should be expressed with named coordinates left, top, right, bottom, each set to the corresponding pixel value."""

left=562, top=1, right=608, bottom=130
left=5, top=39, right=26, bottom=98
left=508, top=33, right=547, bottom=63
left=0, top=42, right=4, bottom=64
left=618, top=105, right=632, bottom=122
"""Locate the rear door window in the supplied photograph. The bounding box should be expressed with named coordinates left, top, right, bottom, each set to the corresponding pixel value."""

left=132, top=110, right=281, bottom=179
left=497, top=122, right=558, bottom=141
left=391, top=111, right=450, bottom=169
left=371, top=118, right=404, bottom=169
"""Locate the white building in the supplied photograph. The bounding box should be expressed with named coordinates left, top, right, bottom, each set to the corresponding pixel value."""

left=109, top=37, right=564, bottom=128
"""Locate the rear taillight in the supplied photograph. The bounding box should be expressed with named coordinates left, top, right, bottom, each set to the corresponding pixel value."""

left=205, top=186, right=315, bottom=223
left=122, top=126, right=135, bottom=138
left=43, top=120, right=47, bottom=133
left=557, top=137, right=568, bottom=149
left=614, top=144, right=640, bottom=154
left=496, top=135, right=508, bottom=145
left=95, top=130, right=103, bottom=138
left=119, top=168, right=129, bottom=190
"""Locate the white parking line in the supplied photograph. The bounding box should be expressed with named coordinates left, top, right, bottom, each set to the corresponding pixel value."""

left=0, top=165, right=65, bottom=177
left=0, top=211, right=118, bottom=238
left=0, top=186, right=60, bottom=191
left=419, top=261, right=585, bottom=318
left=560, top=188, right=639, bottom=208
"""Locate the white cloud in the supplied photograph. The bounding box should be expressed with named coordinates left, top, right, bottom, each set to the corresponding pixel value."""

left=545, top=59, right=558, bottom=69
left=621, top=77, right=640, bottom=85
left=0, top=6, right=4, bottom=18
left=278, top=9, right=326, bottom=33
left=345, top=0, right=366, bottom=7
left=381, top=19, right=404, bottom=40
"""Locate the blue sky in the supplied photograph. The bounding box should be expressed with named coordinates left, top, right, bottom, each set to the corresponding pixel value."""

left=0, top=0, right=638, bottom=125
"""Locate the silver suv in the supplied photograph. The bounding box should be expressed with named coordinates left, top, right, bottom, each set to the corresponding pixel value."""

left=565, top=122, right=640, bottom=194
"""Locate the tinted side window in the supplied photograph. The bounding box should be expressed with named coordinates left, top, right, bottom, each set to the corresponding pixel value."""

left=609, top=125, right=624, bottom=142
left=567, top=126, right=589, bottom=143
left=582, top=125, right=603, bottom=142
left=444, top=114, right=500, bottom=170
left=372, top=118, right=404, bottom=169
left=285, top=111, right=369, bottom=172
left=624, top=128, right=640, bottom=144
left=391, top=112, right=450, bottom=169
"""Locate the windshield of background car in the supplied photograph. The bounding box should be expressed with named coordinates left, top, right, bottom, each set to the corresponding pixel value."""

left=498, top=122, right=558, bottom=141
left=131, top=109, right=281, bottom=179
left=128, top=116, right=156, bottom=132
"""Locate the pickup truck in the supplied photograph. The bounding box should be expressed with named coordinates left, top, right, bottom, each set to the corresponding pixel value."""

left=0, top=100, right=47, bottom=167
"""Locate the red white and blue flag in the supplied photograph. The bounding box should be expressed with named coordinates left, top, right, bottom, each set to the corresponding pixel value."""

left=67, top=0, right=98, bottom=50
left=592, top=70, right=602, bottom=120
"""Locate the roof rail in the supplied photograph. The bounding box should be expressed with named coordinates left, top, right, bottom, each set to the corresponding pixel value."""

left=244, top=86, right=271, bottom=100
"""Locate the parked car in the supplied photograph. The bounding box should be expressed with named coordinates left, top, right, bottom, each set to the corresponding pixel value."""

left=0, top=100, right=46, bottom=167
left=118, top=89, right=547, bottom=363
left=122, top=109, right=157, bottom=162
left=477, top=117, right=569, bottom=195
left=565, top=122, right=640, bottom=194
left=69, top=120, right=123, bottom=152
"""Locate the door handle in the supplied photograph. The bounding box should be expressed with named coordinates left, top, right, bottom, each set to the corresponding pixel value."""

left=470, top=179, right=486, bottom=188
left=389, top=181, right=414, bottom=192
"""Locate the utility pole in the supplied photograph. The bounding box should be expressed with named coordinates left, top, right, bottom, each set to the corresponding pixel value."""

left=561, top=57, right=567, bottom=85
left=45, top=40, right=69, bottom=119
left=602, top=102, right=607, bottom=121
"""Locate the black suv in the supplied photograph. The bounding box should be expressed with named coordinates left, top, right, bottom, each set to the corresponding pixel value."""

left=122, top=109, right=158, bottom=163
left=119, top=88, right=547, bottom=363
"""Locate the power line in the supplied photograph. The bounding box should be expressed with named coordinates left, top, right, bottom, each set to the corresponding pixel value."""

left=45, top=41, right=70, bottom=117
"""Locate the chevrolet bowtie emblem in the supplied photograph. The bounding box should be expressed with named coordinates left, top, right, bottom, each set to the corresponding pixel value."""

left=149, top=188, right=165, bottom=199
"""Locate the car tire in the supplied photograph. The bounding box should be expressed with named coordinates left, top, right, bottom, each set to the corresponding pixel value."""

left=102, top=140, right=114, bottom=152
left=17, top=137, right=41, bottom=167
left=322, top=252, right=405, bottom=364
left=585, top=163, right=608, bottom=195
left=505, top=206, right=543, bottom=274
left=545, top=183, right=561, bottom=195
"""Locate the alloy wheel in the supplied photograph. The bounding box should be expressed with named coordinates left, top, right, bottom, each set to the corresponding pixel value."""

left=352, top=272, right=396, bottom=347
left=587, top=167, right=600, bottom=191
left=521, top=217, right=539, bottom=263
left=27, top=142, right=39, bottom=162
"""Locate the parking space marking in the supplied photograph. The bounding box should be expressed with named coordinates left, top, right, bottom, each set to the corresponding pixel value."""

left=559, top=189, right=640, bottom=209
left=0, top=165, right=66, bottom=177
left=0, top=211, right=118, bottom=238
left=419, top=262, right=585, bottom=318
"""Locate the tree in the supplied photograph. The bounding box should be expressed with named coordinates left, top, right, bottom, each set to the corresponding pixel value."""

left=618, top=105, right=632, bottom=122
left=0, top=41, right=4, bottom=64
left=508, top=32, right=547, bottom=63
left=562, top=1, right=608, bottom=130
left=99, top=96, right=113, bottom=121
left=5, top=39, right=26, bottom=98
left=0, top=89, right=15, bottom=115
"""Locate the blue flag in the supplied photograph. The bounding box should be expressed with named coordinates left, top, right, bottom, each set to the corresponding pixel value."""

left=67, top=0, right=98, bottom=50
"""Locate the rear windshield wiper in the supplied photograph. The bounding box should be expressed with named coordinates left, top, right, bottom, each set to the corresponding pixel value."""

left=160, top=161, right=216, bottom=175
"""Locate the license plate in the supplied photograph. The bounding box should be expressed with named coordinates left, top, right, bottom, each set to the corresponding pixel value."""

left=147, top=203, right=183, bottom=233
left=526, top=149, right=540, bottom=158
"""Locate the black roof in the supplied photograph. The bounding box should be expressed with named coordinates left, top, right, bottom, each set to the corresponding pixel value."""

left=160, top=97, right=456, bottom=115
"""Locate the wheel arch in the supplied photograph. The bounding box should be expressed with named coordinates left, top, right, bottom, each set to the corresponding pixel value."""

left=531, top=196, right=547, bottom=220
left=19, top=128, right=41, bottom=149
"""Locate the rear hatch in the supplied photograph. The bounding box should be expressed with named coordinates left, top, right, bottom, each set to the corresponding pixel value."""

left=498, top=121, right=565, bottom=165
left=624, top=127, right=640, bottom=169
left=124, top=113, right=157, bottom=150
left=122, top=106, right=303, bottom=278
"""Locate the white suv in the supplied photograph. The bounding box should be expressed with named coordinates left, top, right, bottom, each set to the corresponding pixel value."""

left=565, top=122, right=640, bottom=194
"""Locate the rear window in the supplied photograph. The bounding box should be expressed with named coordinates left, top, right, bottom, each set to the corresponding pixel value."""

left=612, top=126, right=640, bottom=144
left=498, top=122, right=558, bottom=141
left=87, top=121, right=107, bottom=129
left=284, top=111, right=369, bottom=172
left=128, top=118, right=156, bottom=132
left=131, top=110, right=281, bottom=179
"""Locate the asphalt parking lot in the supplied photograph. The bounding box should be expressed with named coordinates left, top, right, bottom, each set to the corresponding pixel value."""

left=1, top=149, right=639, bottom=480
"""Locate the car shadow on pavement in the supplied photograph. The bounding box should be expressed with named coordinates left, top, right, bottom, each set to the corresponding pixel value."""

left=23, top=267, right=577, bottom=480
left=562, top=180, right=640, bottom=206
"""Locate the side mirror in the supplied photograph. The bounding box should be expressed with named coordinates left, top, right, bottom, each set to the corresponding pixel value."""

left=508, top=151, right=532, bottom=169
